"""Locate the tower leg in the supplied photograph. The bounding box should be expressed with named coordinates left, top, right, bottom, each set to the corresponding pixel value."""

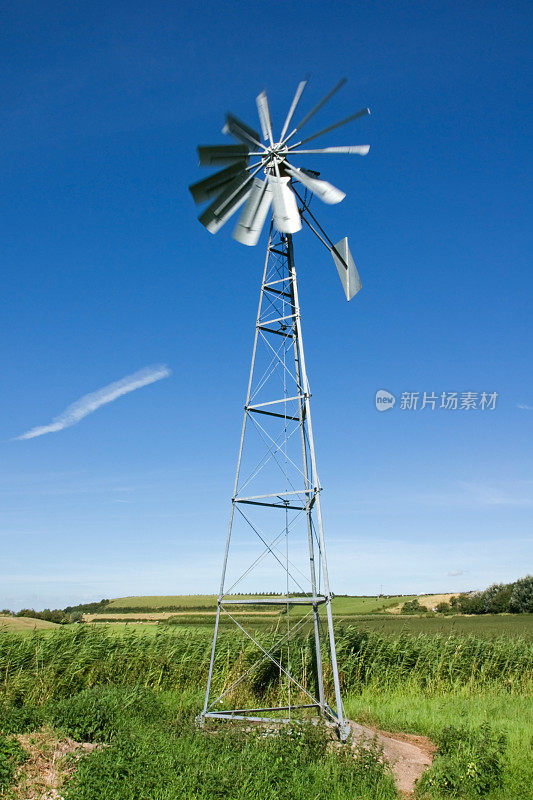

left=287, top=235, right=346, bottom=737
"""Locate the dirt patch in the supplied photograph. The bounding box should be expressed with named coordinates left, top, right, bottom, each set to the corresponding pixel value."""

left=84, top=610, right=279, bottom=621
left=11, top=728, right=98, bottom=800
left=349, top=720, right=435, bottom=796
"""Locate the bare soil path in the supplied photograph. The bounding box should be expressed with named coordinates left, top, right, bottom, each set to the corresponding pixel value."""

left=349, top=720, right=435, bottom=796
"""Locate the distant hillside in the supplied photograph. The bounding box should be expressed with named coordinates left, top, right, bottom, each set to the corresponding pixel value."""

left=103, top=594, right=418, bottom=615
left=0, top=614, right=58, bottom=631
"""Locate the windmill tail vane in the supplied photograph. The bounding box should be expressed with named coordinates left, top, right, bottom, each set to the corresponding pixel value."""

left=190, top=79, right=370, bottom=740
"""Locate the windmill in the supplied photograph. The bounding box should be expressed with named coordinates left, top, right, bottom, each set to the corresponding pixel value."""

left=189, top=78, right=370, bottom=741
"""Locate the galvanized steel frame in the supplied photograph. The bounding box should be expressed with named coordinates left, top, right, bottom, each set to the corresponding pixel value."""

left=200, top=229, right=347, bottom=739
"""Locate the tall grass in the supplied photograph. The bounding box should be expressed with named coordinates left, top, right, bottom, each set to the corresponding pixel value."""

left=0, top=625, right=530, bottom=707
left=336, top=628, right=533, bottom=692
left=1, top=626, right=531, bottom=799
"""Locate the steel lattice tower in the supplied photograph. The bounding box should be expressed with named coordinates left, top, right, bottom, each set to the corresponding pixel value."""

left=200, top=228, right=348, bottom=739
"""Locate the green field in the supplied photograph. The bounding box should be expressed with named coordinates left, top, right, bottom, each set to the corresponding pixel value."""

left=94, top=595, right=533, bottom=640
left=158, top=611, right=533, bottom=639
left=105, top=594, right=418, bottom=613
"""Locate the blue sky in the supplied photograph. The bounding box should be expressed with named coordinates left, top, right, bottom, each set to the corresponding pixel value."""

left=1, top=0, right=531, bottom=609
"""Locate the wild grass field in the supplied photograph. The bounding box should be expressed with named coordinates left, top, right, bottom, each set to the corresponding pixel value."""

left=0, top=623, right=531, bottom=798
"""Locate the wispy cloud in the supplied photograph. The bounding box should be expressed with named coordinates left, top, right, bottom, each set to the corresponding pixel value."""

left=517, top=403, right=533, bottom=411
left=14, top=365, right=171, bottom=440
left=447, top=570, right=464, bottom=577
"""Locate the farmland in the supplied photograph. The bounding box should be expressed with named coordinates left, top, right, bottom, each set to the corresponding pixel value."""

left=0, top=614, right=57, bottom=631
left=76, top=594, right=533, bottom=641
left=103, top=593, right=418, bottom=613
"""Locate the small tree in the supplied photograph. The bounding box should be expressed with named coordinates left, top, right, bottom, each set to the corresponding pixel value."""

left=401, top=598, right=427, bottom=614
left=509, top=576, right=533, bottom=613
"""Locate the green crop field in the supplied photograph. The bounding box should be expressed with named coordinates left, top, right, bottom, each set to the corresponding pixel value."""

left=106, top=594, right=416, bottom=611
left=333, top=613, right=533, bottom=638
left=107, top=594, right=221, bottom=610
left=104, top=593, right=417, bottom=613
left=157, top=611, right=533, bottom=639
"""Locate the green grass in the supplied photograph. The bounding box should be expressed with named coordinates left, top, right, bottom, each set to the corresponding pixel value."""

left=344, top=687, right=533, bottom=799
left=61, top=698, right=396, bottom=800
left=0, top=625, right=530, bottom=703
left=107, top=595, right=224, bottom=610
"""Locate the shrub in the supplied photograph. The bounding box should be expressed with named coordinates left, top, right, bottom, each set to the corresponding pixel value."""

left=416, top=724, right=506, bottom=797
left=0, top=702, right=43, bottom=735
left=435, top=602, right=452, bottom=614
left=454, top=576, right=533, bottom=614
left=47, top=686, right=167, bottom=743
left=64, top=718, right=396, bottom=800
left=482, top=584, right=513, bottom=614
left=401, top=599, right=428, bottom=614
left=0, top=733, right=27, bottom=792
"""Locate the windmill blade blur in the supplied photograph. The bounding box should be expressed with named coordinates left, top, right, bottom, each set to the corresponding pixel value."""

left=285, top=166, right=345, bottom=205
left=198, top=144, right=250, bottom=166
left=294, top=145, right=370, bottom=155
left=189, top=161, right=249, bottom=204
left=256, top=91, right=274, bottom=144
left=223, top=113, right=263, bottom=149
left=293, top=107, right=370, bottom=148
left=284, top=78, right=347, bottom=143
left=280, top=79, right=308, bottom=140
left=198, top=172, right=254, bottom=233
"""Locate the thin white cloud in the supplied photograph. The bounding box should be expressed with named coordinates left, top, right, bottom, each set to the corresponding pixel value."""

left=517, top=403, right=533, bottom=411
left=447, top=570, right=464, bottom=577
left=14, top=364, right=171, bottom=440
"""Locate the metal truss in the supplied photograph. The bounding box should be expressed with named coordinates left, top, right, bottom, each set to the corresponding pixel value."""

left=200, top=228, right=348, bottom=740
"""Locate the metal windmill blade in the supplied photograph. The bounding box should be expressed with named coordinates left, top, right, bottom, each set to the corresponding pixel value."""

left=198, top=171, right=255, bottom=233
left=189, top=161, right=249, bottom=204
left=233, top=177, right=273, bottom=246
left=197, top=144, right=250, bottom=166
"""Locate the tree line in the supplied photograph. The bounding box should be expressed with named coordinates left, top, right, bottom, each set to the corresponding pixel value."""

left=401, top=576, right=533, bottom=615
